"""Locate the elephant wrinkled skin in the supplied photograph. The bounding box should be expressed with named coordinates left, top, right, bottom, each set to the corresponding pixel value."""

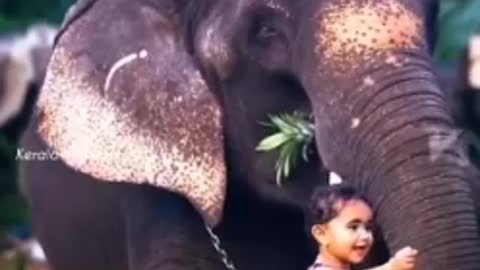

left=21, top=0, right=480, bottom=270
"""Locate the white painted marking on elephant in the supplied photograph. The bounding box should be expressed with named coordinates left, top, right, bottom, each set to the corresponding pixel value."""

left=385, top=55, right=403, bottom=67
left=104, top=49, right=148, bottom=92
left=0, top=39, right=34, bottom=126
left=266, top=0, right=291, bottom=18
left=174, top=96, right=183, bottom=103
left=351, top=118, right=360, bottom=129
left=469, top=36, right=480, bottom=89
left=329, top=171, right=343, bottom=185
left=363, top=76, right=375, bottom=87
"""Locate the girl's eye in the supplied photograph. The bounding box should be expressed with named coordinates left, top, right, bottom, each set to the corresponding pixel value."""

left=347, top=224, right=359, bottom=231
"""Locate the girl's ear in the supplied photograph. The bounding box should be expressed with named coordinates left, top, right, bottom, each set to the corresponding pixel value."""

left=311, top=224, right=327, bottom=245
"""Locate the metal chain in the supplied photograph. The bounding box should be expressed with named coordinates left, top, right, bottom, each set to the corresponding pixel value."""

left=204, top=223, right=237, bottom=270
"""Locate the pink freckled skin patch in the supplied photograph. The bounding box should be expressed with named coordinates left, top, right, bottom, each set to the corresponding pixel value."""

left=315, top=0, right=424, bottom=69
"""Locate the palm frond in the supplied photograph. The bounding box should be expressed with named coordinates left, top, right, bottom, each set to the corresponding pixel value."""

left=256, top=111, right=315, bottom=186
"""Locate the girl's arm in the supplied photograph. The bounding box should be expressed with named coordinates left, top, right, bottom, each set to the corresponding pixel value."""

left=364, top=246, right=418, bottom=270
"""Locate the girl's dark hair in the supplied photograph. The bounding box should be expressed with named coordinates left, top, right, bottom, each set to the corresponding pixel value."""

left=306, top=184, right=372, bottom=227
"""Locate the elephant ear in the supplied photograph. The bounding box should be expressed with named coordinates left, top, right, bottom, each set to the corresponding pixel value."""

left=54, top=0, right=97, bottom=46
left=37, top=0, right=227, bottom=227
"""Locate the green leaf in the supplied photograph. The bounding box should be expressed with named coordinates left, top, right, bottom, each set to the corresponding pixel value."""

left=256, top=132, right=290, bottom=151
left=279, top=142, right=294, bottom=183
left=271, top=115, right=296, bottom=135
left=275, top=161, right=283, bottom=187
left=257, top=111, right=315, bottom=186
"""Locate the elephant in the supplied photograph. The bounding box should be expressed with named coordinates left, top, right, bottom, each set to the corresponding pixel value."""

left=20, top=0, right=480, bottom=270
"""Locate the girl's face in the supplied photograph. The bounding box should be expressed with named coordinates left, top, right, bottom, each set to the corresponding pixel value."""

left=312, top=199, right=374, bottom=268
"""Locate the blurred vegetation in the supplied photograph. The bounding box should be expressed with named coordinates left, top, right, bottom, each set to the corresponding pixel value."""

left=0, top=0, right=74, bottom=32
left=436, top=0, right=480, bottom=63
left=0, top=0, right=75, bottom=258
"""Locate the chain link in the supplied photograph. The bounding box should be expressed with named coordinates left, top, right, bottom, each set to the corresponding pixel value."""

left=204, top=223, right=237, bottom=270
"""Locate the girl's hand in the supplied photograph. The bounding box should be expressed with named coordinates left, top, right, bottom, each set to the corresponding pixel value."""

left=389, top=246, right=418, bottom=270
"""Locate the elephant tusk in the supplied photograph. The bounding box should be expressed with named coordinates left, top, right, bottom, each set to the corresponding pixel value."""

left=104, top=49, right=148, bottom=93
left=328, top=171, right=343, bottom=185
left=351, top=118, right=361, bottom=129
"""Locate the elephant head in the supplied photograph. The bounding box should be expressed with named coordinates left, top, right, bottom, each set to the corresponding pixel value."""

left=38, top=0, right=480, bottom=269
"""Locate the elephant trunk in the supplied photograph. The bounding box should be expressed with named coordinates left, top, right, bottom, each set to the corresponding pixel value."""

left=309, top=55, right=480, bottom=268
left=351, top=67, right=480, bottom=269
left=294, top=1, right=480, bottom=268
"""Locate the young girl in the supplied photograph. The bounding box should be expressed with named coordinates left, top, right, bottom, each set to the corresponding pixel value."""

left=307, top=184, right=418, bottom=270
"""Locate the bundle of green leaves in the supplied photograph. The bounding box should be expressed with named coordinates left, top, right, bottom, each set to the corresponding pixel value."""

left=256, top=112, right=315, bottom=186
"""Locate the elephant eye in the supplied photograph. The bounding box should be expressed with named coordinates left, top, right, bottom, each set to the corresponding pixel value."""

left=256, top=23, right=280, bottom=40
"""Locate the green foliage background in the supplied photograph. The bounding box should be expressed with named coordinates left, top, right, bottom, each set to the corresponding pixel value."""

left=0, top=0, right=74, bottom=32
left=0, top=0, right=75, bottom=244
left=436, top=0, right=480, bottom=63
